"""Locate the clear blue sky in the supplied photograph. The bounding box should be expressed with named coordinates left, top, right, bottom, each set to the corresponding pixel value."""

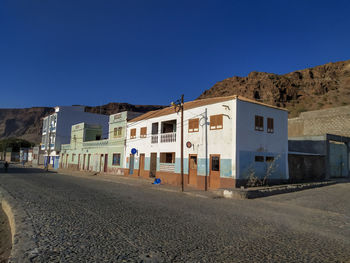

left=1, top=0, right=349, bottom=108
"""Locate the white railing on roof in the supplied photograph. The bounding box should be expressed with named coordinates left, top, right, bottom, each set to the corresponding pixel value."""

left=83, top=139, right=109, bottom=148
left=61, top=144, right=71, bottom=150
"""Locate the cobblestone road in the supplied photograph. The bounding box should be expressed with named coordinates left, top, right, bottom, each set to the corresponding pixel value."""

left=0, top=167, right=349, bottom=262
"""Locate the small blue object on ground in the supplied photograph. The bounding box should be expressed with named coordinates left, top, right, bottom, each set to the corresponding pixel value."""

left=152, top=178, right=161, bottom=185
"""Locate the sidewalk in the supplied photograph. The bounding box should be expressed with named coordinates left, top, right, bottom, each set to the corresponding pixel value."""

left=19, top=163, right=347, bottom=200
left=57, top=168, right=218, bottom=199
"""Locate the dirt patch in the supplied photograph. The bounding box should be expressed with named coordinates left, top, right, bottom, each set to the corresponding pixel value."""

left=0, top=206, right=11, bottom=263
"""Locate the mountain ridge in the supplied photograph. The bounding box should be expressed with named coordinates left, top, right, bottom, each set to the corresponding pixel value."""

left=198, top=59, right=350, bottom=117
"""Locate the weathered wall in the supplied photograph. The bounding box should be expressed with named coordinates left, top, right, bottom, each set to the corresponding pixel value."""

left=289, top=105, right=350, bottom=137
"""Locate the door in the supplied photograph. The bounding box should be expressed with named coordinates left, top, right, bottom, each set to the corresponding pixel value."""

left=104, top=154, right=108, bottom=173
left=150, top=153, right=157, bottom=178
left=87, top=154, right=91, bottom=171
left=83, top=154, right=86, bottom=170
left=78, top=154, right=81, bottom=170
left=100, top=154, right=104, bottom=172
left=138, top=154, right=145, bottom=177
left=129, top=154, right=135, bottom=175
left=65, top=154, right=68, bottom=168
left=209, top=155, right=221, bottom=189
left=188, top=155, right=198, bottom=186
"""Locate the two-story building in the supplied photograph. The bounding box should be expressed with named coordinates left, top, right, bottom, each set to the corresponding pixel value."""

left=125, top=95, right=288, bottom=189
left=41, top=106, right=109, bottom=168
left=60, top=111, right=141, bottom=174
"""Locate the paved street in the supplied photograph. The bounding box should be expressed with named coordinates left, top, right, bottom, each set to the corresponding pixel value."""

left=0, top=166, right=350, bottom=262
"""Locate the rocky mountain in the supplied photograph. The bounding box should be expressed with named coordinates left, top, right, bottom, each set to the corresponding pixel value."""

left=198, top=60, right=350, bottom=117
left=0, top=103, right=165, bottom=144
left=2, top=59, right=350, bottom=143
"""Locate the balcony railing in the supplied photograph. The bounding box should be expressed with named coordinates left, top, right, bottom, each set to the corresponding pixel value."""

left=151, top=134, right=158, bottom=144
left=160, top=132, right=176, bottom=143
left=61, top=144, right=71, bottom=150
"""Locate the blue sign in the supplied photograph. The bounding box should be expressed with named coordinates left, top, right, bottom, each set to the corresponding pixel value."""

left=131, top=148, right=137, bottom=155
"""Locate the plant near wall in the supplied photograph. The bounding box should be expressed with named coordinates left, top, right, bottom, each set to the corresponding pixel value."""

left=244, top=155, right=280, bottom=187
left=262, top=154, right=280, bottom=186
left=244, top=165, right=260, bottom=187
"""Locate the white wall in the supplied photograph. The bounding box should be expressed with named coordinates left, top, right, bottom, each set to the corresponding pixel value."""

left=125, top=99, right=237, bottom=178
left=236, top=99, right=288, bottom=179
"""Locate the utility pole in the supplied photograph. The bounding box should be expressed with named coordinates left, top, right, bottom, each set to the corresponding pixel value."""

left=180, top=94, right=184, bottom=192
left=46, top=117, right=51, bottom=172
left=205, top=108, right=208, bottom=191
left=171, top=94, right=185, bottom=192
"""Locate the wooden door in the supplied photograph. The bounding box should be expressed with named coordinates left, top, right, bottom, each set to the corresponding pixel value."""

left=65, top=154, right=68, bottom=168
left=188, top=154, right=198, bottom=186
left=129, top=154, right=135, bottom=175
left=209, top=155, right=221, bottom=189
left=87, top=154, right=91, bottom=171
left=78, top=154, right=81, bottom=170
left=104, top=154, right=108, bottom=173
left=138, top=154, right=145, bottom=177
left=83, top=154, right=86, bottom=170
left=150, top=153, right=157, bottom=178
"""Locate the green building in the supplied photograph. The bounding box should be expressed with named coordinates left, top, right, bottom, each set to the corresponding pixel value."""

left=60, top=111, right=141, bottom=175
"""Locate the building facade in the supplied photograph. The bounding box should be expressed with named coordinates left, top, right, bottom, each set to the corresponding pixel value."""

left=41, top=106, right=109, bottom=168
left=125, top=96, right=289, bottom=189
left=60, top=111, right=141, bottom=174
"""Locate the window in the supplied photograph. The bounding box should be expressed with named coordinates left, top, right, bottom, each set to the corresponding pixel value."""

left=160, top=152, right=175, bottom=163
left=96, top=135, right=101, bottom=140
left=130, top=128, right=136, bottom=139
left=72, top=154, right=76, bottom=162
left=266, top=156, right=274, bottom=162
left=211, top=156, right=220, bottom=171
left=114, top=127, right=123, bottom=138
left=210, top=114, right=223, bottom=130
left=267, top=118, right=274, bottom=133
left=255, top=115, right=264, bottom=131
left=255, top=156, right=264, bottom=162
left=112, top=153, right=121, bottom=166
left=140, top=127, right=147, bottom=138
left=188, top=118, right=199, bottom=133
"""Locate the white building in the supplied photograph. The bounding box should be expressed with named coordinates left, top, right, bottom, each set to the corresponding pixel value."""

left=125, top=96, right=288, bottom=189
left=41, top=106, right=109, bottom=168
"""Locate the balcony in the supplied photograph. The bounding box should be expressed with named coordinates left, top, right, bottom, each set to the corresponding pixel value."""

left=160, top=132, right=176, bottom=143
left=151, top=134, right=158, bottom=144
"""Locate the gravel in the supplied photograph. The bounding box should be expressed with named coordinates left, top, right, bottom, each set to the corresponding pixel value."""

left=0, top=166, right=349, bottom=262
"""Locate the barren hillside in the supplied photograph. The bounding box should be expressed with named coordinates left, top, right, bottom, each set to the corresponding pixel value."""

left=198, top=60, right=350, bottom=117
left=0, top=103, right=165, bottom=144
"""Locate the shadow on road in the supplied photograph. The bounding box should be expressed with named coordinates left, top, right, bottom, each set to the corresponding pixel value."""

left=0, top=162, right=56, bottom=174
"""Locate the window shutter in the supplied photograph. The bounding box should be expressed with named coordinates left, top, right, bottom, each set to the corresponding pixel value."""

left=189, top=118, right=199, bottom=132
left=193, top=118, right=199, bottom=131
left=140, top=127, right=147, bottom=138
left=130, top=128, right=136, bottom=139
left=217, top=115, right=223, bottom=129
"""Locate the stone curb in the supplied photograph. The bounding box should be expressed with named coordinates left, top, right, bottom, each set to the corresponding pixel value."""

left=213, top=181, right=338, bottom=199
left=0, top=187, right=37, bottom=263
